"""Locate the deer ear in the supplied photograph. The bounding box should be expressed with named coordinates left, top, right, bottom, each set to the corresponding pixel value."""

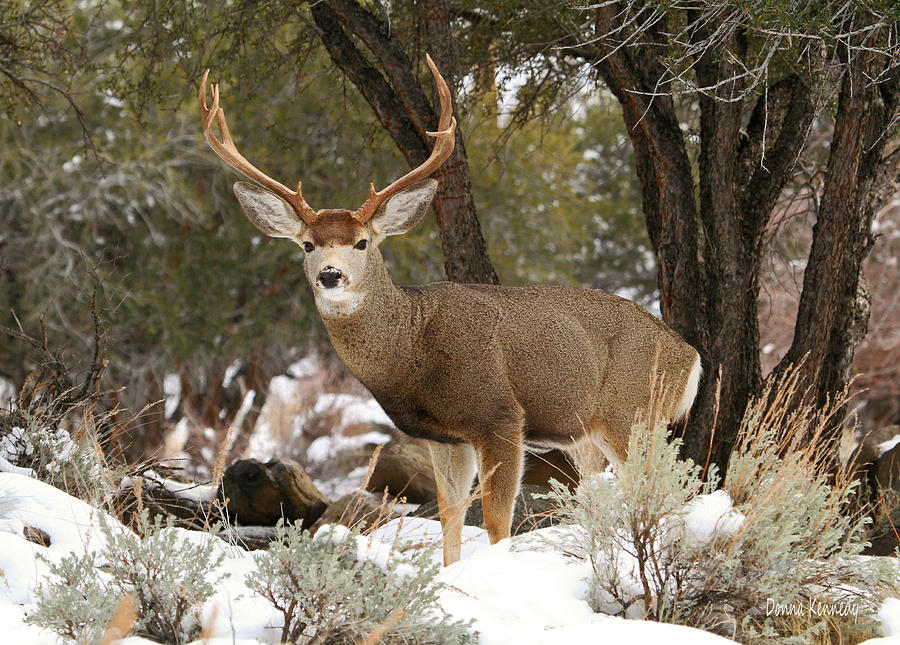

left=233, top=181, right=306, bottom=238
left=370, top=179, right=437, bottom=241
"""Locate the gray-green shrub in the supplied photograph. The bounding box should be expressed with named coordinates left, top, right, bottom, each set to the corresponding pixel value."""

left=247, top=522, right=476, bottom=644
left=25, top=551, right=120, bottom=643
left=547, top=374, right=898, bottom=643
left=27, top=510, right=227, bottom=644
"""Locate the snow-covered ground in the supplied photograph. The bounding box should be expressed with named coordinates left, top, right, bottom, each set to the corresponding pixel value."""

left=0, top=469, right=734, bottom=644
left=1, top=467, right=899, bottom=644
left=3, top=362, right=898, bottom=644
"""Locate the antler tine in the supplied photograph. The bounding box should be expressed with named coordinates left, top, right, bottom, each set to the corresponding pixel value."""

left=352, top=54, right=457, bottom=224
left=199, top=69, right=318, bottom=225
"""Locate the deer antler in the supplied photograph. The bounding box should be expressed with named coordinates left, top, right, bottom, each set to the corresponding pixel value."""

left=352, top=54, right=457, bottom=224
left=199, top=70, right=318, bottom=225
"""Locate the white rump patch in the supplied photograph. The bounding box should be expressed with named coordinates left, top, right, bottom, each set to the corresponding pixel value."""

left=673, top=353, right=702, bottom=421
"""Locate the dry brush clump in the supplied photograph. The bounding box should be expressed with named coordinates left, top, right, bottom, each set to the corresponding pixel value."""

left=0, top=310, right=153, bottom=513
left=548, top=366, right=899, bottom=643
left=0, top=403, right=125, bottom=510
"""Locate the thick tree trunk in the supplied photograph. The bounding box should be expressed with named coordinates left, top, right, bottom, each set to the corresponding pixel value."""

left=422, top=1, right=499, bottom=285
left=592, top=8, right=703, bottom=342
left=309, top=0, right=498, bottom=284
left=591, top=8, right=754, bottom=472
left=688, top=29, right=763, bottom=471
left=775, top=52, right=900, bottom=430
left=588, top=7, right=820, bottom=472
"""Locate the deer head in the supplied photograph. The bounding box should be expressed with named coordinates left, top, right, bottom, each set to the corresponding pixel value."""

left=199, top=56, right=455, bottom=314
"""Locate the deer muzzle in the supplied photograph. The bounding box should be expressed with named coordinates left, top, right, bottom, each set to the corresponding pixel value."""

left=317, top=267, right=345, bottom=289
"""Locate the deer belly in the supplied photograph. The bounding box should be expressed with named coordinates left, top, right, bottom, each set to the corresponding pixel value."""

left=369, top=392, right=465, bottom=444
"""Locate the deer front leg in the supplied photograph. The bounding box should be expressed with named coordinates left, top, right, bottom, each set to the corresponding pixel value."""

left=428, top=441, right=476, bottom=566
left=475, top=430, right=523, bottom=545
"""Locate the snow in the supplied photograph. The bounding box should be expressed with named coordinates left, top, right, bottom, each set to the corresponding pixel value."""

left=298, top=392, right=394, bottom=434
left=249, top=366, right=394, bottom=459
left=232, top=390, right=256, bottom=431
left=286, top=354, right=321, bottom=378
left=245, top=375, right=299, bottom=458
left=163, top=373, right=181, bottom=419
left=680, top=490, right=745, bottom=547
left=0, top=427, right=32, bottom=462
left=163, top=417, right=191, bottom=457
left=315, top=464, right=372, bottom=500
left=860, top=598, right=900, bottom=644
left=370, top=516, right=490, bottom=564
left=368, top=519, right=736, bottom=645
left=438, top=539, right=596, bottom=642
left=0, top=426, right=99, bottom=480
left=222, top=359, right=242, bottom=389
left=0, top=531, right=53, bottom=605
left=120, top=470, right=217, bottom=504
left=0, top=376, right=15, bottom=408
left=882, top=598, right=900, bottom=636
left=266, top=374, right=297, bottom=404
left=0, top=455, right=35, bottom=477
left=306, top=428, right=392, bottom=463
left=0, top=602, right=49, bottom=645
left=878, top=434, right=900, bottom=458
left=0, top=473, right=123, bottom=558
left=0, top=465, right=896, bottom=644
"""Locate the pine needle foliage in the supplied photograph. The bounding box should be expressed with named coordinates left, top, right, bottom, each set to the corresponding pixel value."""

left=246, top=522, right=476, bottom=644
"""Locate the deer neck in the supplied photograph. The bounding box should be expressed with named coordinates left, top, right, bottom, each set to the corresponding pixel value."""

left=316, top=248, right=416, bottom=389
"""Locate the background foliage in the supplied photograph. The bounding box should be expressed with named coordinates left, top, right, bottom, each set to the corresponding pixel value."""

left=1, top=0, right=898, bottom=464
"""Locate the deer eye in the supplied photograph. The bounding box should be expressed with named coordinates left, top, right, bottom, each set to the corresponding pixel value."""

left=354, top=239, right=368, bottom=250
left=303, top=242, right=314, bottom=253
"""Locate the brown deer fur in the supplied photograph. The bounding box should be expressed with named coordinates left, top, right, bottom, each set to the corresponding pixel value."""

left=200, top=61, right=701, bottom=565
left=228, top=181, right=701, bottom=565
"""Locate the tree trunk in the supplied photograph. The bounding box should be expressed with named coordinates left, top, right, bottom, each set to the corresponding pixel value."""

left=309, top=0, right=498, bottom=284
left=422, top=1, right=499, bottom=285
left=586, top=7, right=820, bottom=472
left=775, top=50, right=900, bottom=435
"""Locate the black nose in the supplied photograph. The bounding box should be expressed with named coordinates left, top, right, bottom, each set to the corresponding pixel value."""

left=317, top=267, right=343, bottom=289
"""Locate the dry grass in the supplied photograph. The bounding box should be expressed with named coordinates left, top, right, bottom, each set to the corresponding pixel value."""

left=0, top=399, right=153, bottom=523
left=203, top=426, right=234, bottom=532
left=705, top=365, right=890, bottom=642
left=98, top=595, right=137, bottom=645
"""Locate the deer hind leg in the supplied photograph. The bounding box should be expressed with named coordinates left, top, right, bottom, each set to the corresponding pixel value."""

left=428, top=441, right=476, bottom=566
left=474, top=429, right=523, bottom=545
left=570, top=428, right=614, bottom=478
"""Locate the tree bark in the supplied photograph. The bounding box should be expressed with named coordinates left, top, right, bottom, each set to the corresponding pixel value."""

left=775, top=49, right=900, bottom=430
left=592, top=7, right=703, bottom=344
left=309, top=0, right=498, bottom=284
left=421, top=1, right=499, bottom=285
left=585, top=6, right=820, bottom=471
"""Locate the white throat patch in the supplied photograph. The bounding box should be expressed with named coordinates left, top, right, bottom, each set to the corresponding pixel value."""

left=314, top=287, right=365, bottom=316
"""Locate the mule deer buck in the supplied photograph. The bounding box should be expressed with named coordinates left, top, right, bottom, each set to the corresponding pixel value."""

left=199, top=56, right=701, bottom=565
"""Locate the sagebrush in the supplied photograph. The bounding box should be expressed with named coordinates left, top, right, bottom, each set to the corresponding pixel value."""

left=548, top=370, right=898, bottom=643
left=27, top=510, right=227, bottom=644
left=247, top=521, right=476, bottom=644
